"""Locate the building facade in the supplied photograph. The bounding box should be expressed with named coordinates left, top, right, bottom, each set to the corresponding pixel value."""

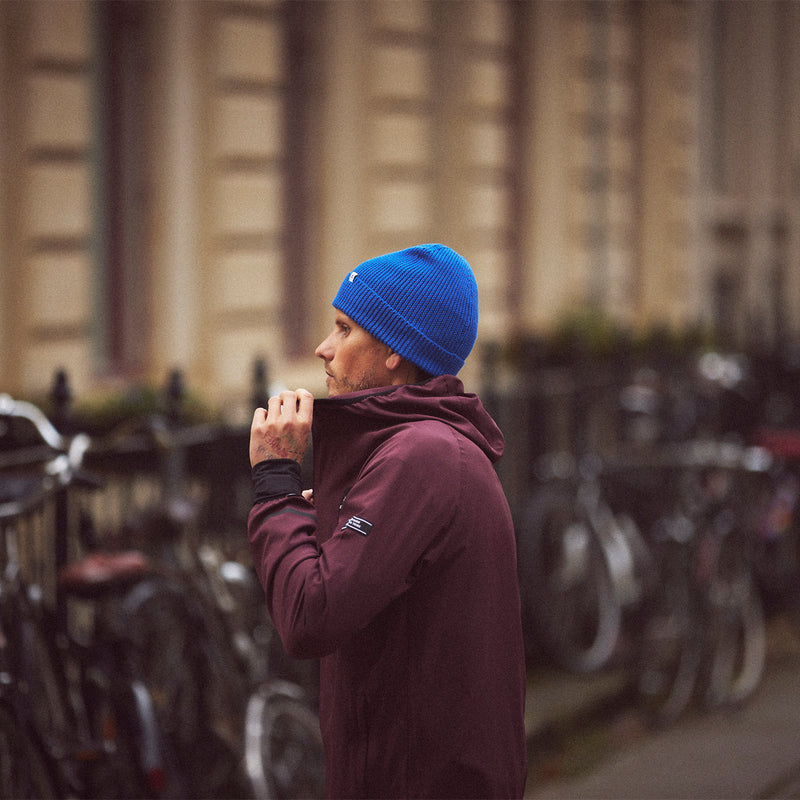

left=1, top=0, right=798, bottom=416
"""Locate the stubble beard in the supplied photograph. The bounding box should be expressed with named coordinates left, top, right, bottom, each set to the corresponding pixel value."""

left=327, top=365, right=383, bottom=397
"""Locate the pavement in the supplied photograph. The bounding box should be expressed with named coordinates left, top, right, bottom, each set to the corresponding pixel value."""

left=523, top=613, right=800, bottom=799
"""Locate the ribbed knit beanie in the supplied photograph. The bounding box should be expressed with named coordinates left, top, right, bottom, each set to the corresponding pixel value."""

left=332, top=243, right=479, bottom=376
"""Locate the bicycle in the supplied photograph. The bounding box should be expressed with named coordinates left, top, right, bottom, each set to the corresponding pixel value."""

left=0, top=476, right=69, bottom=798
left=518, top=438, right=770, bottom=727
left=86, top=406, right=325, bottom=799
left=4, top=385, right=325, bottom=799
left=614, top=441, right=769, bottom=722
left=0, top=394, right=171, bottom=798
left=675, top=443, right=768, bottom=710
left=517, top=451, right=645, bottom=674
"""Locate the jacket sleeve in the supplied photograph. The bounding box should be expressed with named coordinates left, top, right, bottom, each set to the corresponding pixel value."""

left=248, top=427, right=460, bottom=659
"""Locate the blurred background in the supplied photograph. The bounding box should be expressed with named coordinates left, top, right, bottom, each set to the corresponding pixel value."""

left=2, top=0, right=798, bottom=420
left=3, top=3, right=800, bottom=796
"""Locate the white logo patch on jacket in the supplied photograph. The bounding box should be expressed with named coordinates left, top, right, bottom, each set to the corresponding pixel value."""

left=342, top=516, right=373, bottom=536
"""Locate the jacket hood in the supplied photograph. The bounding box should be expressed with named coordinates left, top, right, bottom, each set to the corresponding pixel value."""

left=311, top=374, right=505, bottom=464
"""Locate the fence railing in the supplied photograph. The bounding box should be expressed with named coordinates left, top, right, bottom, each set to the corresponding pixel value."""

left=481, top=339, right=800, bottom=519
left=7, top=340, right=800, bottom=573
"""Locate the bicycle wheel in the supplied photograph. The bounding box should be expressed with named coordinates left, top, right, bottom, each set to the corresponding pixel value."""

left=518, top=484, right=622, bottom=672
left=81, top=666, right=169, bottom=799
left=119, top=577, right=248, bottom=798
left=0, top=702, right=59, bottom=799
left=0, top=587, right=83, bottom=796
left=16, top=604, right=74, bottom=748
left=632, top=538, right=701, bottom=727
left=245, top=683, right=325, bottom=800
left=701, top=531, right=766, bottom=709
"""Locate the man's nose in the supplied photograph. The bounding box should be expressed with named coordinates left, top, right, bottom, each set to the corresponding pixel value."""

left=315, top=334, right=333, bottom=360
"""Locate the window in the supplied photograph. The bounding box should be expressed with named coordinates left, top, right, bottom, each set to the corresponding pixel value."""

left=93, top=0, right=151, bottom=376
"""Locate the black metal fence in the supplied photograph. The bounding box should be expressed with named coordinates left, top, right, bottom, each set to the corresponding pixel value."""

left=5, top=339, right=800, bottom=585
left=481, top=337, right=800, bottom=521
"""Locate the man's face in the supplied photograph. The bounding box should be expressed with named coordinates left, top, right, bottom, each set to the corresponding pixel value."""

left=315, top=310, right=393, bottom=397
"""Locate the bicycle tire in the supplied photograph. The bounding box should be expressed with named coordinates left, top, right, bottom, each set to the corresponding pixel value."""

left=701, top=535, right=766, bottom=709
left=632, top=538, right=701, bottom=727
left=119, top=576, right=248, bottom=797
left=518, top=484, right=622, bottom=672
left=245, top=683, right=325, bottom=800
left=17, top=603, right=74, bottom=748
left=0, top=587, right=82, bottom=796
left=0, top=701, right=59, bottom=799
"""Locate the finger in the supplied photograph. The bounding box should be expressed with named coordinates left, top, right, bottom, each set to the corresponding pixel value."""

left=295, top=388, right=314, bottom=419
left=251, top=406, right=267, bottom=429
left=267, top=394, right=285, bottom=420
left=276, top=390, right=301, bottom=415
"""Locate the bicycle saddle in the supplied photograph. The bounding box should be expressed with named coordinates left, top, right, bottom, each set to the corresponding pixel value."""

left=58, top=551, right=154, bottom=598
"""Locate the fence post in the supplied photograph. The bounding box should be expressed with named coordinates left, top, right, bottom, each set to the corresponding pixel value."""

left=162, top=368, right=187, bottom=500
left=49, top=368, right=73, bottom=433
left=252, top=357, right=270, bottom=409
left=164, top=368, right=186, bottom=425
left=47, top=369, right=72, bottom=630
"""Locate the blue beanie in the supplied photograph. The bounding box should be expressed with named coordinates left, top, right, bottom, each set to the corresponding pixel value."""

left=332, top=244, right=479, bottom=376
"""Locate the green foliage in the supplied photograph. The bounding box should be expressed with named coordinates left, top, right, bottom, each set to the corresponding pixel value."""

left=74, top=387, right=216, bottom=433
left=485, top=311, right=716, bottom=371
left=549, top=310, right=631, bottom=359
left=27, top=382, right=217, bottom=436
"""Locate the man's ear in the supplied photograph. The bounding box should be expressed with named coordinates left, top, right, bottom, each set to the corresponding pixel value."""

left=385, top=350, right=403, bottom=371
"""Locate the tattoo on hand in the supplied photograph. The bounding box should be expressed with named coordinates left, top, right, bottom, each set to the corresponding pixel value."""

left=259, top=432, right=308, bottom=462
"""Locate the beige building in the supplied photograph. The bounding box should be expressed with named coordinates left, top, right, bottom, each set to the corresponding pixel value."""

left=1, top=0, right=799, bottom=417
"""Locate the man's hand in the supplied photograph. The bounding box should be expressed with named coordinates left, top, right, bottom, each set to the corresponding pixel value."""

left=250, top=389, right=314, bottom=466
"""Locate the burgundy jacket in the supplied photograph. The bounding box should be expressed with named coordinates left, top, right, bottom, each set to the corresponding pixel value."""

left=248, top=376, right=527, bottom=798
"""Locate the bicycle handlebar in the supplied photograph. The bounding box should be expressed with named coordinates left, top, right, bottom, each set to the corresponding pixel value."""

left=0, top=394, right=99, bottom=489
left=0, top=393, right=67, bottom=451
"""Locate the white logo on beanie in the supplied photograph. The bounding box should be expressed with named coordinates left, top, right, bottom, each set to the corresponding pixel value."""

left=348, top=271, right=358, bottom=282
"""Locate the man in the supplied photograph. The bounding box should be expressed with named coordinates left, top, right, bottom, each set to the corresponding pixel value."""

left=248, top=243, right=528, bottom=799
